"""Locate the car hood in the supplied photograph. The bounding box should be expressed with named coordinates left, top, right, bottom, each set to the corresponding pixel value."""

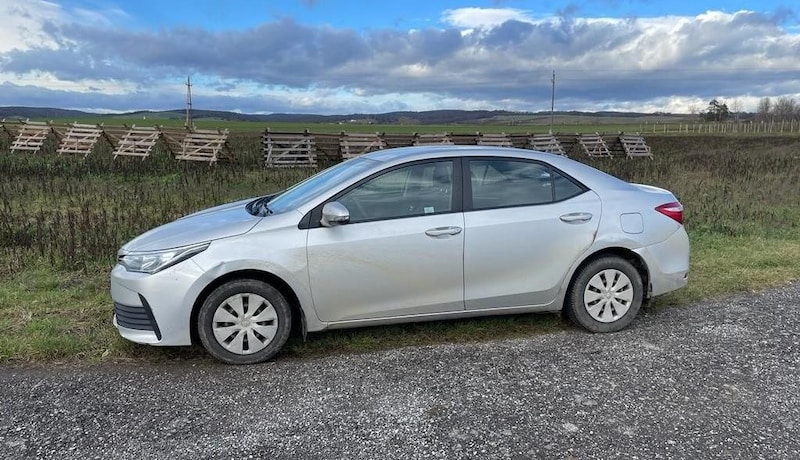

left=121, top=197, right=261, bottom=252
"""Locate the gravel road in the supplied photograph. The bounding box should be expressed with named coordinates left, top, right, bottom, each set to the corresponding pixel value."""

left=1, top=283, right=799, bottom=459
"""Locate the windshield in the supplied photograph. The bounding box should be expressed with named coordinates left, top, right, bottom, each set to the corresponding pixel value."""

left=267, top=157, right=380, bottom=214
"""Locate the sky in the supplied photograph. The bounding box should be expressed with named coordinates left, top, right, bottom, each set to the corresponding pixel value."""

left=0, top=0, right=798, bottom=115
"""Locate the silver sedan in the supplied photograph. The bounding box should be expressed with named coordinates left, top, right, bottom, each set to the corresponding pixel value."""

left=111, top=146, right=689, bottom=364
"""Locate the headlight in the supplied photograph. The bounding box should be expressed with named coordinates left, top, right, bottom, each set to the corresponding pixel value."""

left=118, top=242, right=210, bottom=274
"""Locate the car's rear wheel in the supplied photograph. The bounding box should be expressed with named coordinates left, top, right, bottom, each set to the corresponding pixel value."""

left=565, top=256, right=643, bottom=333
left=198, top=279, right=292, bottom=365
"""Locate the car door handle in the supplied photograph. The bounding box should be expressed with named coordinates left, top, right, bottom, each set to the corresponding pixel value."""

left=560, top=212, right=593, bottom=223
left=425, top=226, right=463, bottom=237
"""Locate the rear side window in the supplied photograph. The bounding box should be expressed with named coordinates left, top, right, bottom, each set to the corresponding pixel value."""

left=468, top=159, right=585, bottom=210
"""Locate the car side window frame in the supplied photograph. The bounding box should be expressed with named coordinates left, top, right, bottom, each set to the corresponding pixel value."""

left=302, top=158, right=463, bottom=229
left=461, top=156, right=588, bottom=212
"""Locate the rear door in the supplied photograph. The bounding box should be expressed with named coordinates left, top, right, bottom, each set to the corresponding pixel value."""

left=462, top=157, right=601, bottom=310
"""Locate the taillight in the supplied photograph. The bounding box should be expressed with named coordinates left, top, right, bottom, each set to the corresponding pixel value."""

left=655, top=202, right=684, bottom=225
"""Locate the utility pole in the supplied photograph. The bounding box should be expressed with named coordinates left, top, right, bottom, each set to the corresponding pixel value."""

left=550, top=70, right=555, bottom=134
left=185, top=75, right=193, bottom=128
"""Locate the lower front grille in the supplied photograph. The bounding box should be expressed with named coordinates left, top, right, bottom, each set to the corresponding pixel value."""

left=114, top=297, right=161, bottom=340
left=114, top=302, right=152, bottom=330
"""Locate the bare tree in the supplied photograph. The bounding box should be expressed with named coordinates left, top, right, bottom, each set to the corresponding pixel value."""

left=687, top=102, right=700, bottom=121
left=773, top=97, right=797, bottom=121
left=730, top=99, right=742, bottom=123
left=757, top=97, right=772, bottom=122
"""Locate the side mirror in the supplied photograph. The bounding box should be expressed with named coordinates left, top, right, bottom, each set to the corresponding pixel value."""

left=321, top=201, right=350, bottom=227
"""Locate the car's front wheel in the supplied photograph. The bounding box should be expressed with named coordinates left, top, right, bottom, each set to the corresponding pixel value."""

left=565, top=256, right=643, bottom=333
left=197, top=279, right=292, bottom=364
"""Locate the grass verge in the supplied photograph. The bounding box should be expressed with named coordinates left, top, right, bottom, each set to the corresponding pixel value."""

left=1, top=231, right=798, bottom=364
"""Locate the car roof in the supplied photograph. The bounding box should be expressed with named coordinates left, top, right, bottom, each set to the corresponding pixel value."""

left=361, top=145, right=634, bottom=191
left=363, top=145, right=539, bottom=162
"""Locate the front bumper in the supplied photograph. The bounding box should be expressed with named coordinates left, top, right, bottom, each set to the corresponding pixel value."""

left=110, top=259, right=210, bottom=346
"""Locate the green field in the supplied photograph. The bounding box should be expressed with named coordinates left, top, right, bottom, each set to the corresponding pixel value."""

left=7, top=111, right=795, bottom=138
left=9, top=111, right=698, bottom=135
left=1, top=132, right=799, bottom=363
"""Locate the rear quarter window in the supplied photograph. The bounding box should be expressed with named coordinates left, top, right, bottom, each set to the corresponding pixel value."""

left=553, top=172, right=586, bottom=201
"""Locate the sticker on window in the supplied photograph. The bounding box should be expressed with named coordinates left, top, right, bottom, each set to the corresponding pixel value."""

left=424, top=206, right=435, bottom=214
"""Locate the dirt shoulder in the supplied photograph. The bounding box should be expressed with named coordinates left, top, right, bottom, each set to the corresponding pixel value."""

left=1, top=283, right=799, bottom=459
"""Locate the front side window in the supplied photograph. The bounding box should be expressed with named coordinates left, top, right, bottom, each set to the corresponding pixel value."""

left=469, top=159, right=584, bottom=210
left=338, top=161, right=454, bottom=222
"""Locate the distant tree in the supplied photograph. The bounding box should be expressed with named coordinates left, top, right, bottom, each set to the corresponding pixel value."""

left=772, top=96, right=797, bottom=121
left=704, top=99, right=730, bottom=122
left=730, top=99, right=742, bottom=122
left=756, top=97, right=772, bottom=122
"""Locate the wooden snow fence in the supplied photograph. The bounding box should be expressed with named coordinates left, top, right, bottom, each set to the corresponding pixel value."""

left=263, top=130, right=317, bottom=168
left=528, top=133, right=565, bottom=155
left=476, top=132, right=513, bottom=147
left=164, top=128, right=232, bottom=164
left=112, top=125, right=162, bottom=159
left=339, top=132, right=386, bottom=160
left=577, top=133, right=612, bottom=158
left=313, top=133, right=343, bottom=163
left=412, top=132, right=453, bottom=145
left=0, top=119, right=20, bottom=151
left=382, top=133, right=415, bottom=149
left=9, top=120, right=54, bottom=154
left=56, top=122, right=106, bottom=157
left=619, top=132, right=653, bottom=158
left=0, top=119, right=21, bottom=139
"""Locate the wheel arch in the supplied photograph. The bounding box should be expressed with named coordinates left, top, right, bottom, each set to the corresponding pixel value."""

left=565, top=247, right=651, bottom=308
left=189, top=269, right=305, bottom=345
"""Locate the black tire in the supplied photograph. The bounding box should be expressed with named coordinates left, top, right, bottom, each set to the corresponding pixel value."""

left=565, top=256, right=643, bottom=333
left=197, top=279, right=292, bottom=365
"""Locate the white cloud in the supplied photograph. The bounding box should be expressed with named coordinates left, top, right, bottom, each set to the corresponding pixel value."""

left=72, top=7, right=129, bottom=27
left=441, top=7, right=536, bottom=29
left=0, top=0, right=63, bottom=52
left=1, top=70, right=137, bottom=94
left=1, top=4, right=799, bottom=114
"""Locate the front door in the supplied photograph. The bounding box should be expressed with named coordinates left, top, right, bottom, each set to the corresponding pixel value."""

left=307, top=159, right=465, bottom=323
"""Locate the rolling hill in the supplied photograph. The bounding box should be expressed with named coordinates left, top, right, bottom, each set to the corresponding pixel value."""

left=0, top=106, right=691, bottom=125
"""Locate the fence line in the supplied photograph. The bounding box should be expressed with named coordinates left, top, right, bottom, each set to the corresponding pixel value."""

left=2, top=119, right=800, bottom=162
left=642, top=120, right=800, bottom=135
